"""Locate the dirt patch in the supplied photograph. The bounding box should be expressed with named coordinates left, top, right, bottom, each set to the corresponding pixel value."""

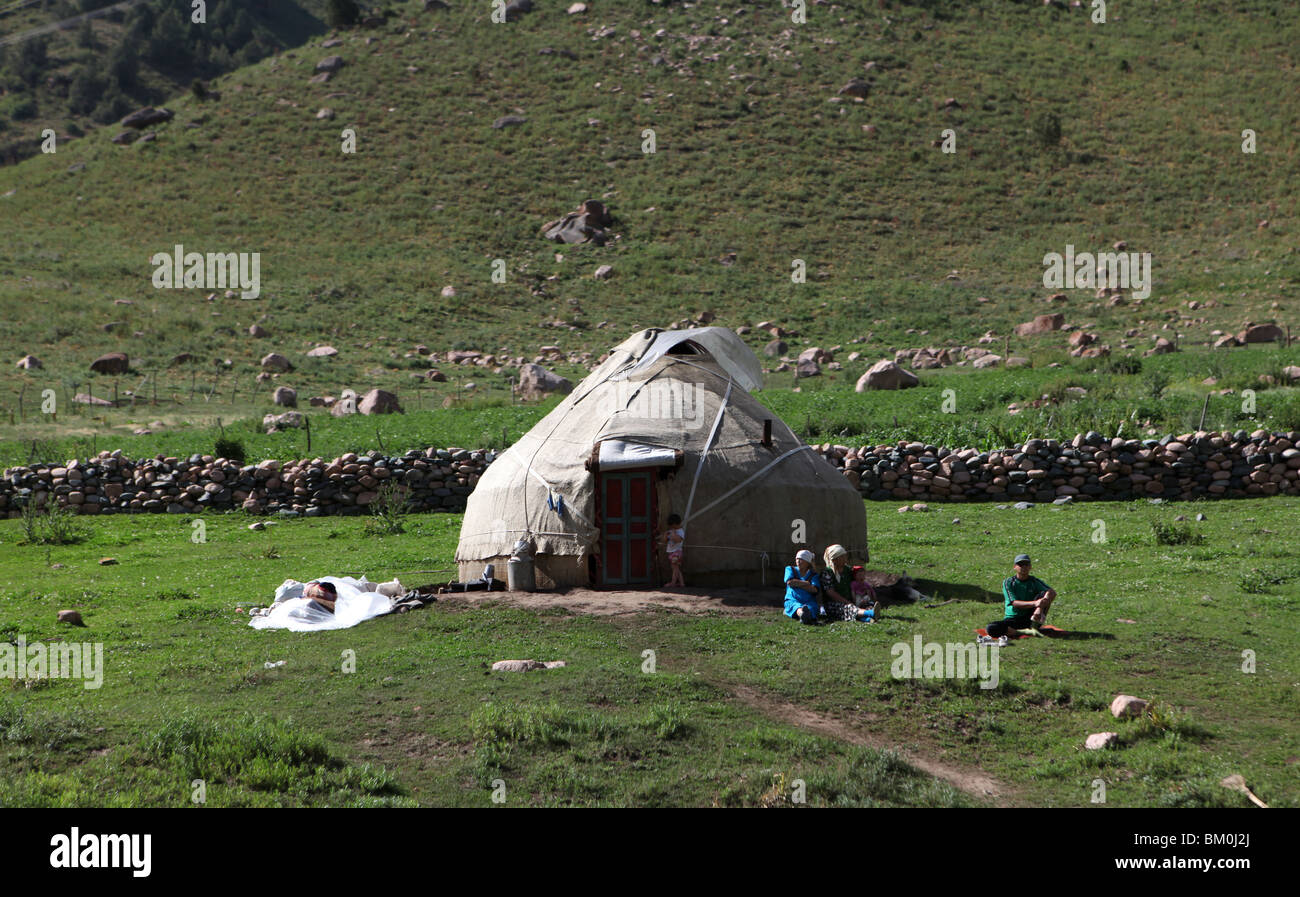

left=726, top=683, right=1015, bottom=805
left=435, top=585, right=783, bottom=617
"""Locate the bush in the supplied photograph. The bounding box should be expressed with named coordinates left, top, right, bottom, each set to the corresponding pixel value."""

left=18, top=500, right=85, bottom=546
left=1151, top=521, right=1204, bottom=546
left=327, top=0, right=360, bottom=29
left=364, top=479, right=410, bottom=535
left=1030, top=111, right=1062, bottom=151
left=215, top=438, right=245, bottom=464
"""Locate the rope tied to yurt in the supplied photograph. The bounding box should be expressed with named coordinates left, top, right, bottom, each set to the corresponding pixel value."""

left=681, top=377, right=732, bottom=525
left=684, top=444, right=814, bottom=524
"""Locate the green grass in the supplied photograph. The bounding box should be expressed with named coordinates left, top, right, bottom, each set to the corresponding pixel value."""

left=0, top=497, right=1295, bottom=806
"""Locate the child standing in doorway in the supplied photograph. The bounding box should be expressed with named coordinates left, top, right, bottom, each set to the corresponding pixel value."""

left=664, top=513, right=686, bottom=587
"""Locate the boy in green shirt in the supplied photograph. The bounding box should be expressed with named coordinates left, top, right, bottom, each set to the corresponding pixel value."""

left=984, top=554, right=1056, bottom=638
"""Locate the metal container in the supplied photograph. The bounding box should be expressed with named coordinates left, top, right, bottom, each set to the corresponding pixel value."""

left=507, top=556, right=535, bottom=592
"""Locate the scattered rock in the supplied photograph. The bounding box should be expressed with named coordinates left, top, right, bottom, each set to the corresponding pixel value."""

left=542, top=200, right=613, bottom=245
left=90, top=352, right=129, bottom=374
left=316, top=56, right=345, bottom=74
left=1014, top=313, right=1065, bottom=336
left=593, top=264, right=614, bottom=280
left=1238, top=323, right=1284, bottom=344
left=359, top=389, right=403, bottom=415
left=260, top=353, right=292, bottom=372
left=1110, top=694, right=1149, bottom=719
left=57, top=610, right=86, bottom=627
left=273, top=387, right=297, bottom=407
left=16, top=354, right=42, bottom=370
left=263, top=411, right=306, bottom=431
left=492, top=658, right=563, bottom=672
left=1085, top=732, right=1119, bottom=750
left=98, top=557, right=117, bottom=566
left=838, top=78, right=871, bottom=99
left=856, top=359, right=919, bottom=391
left=518, top=363, right=573, bottom=400
left=121, top=107, right=173, bottom=129
left=306, top=346, right=338, bottom=357
left=492, top=115, right=527, bottom=130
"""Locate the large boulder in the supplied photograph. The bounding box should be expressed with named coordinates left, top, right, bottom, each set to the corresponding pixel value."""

left=764, top=339, right=787, bottom=357
left=120, top=107, right=173, bottom=129
left=315, top=56, right=345, bottom=73
left=1110, top=695, right=1149, bottom=719
left=1144, top=337, right=1176, bottom=357
left=519, top=363, right=573, bottom=400
left=90, top=352, right=129, bottom=374
left=331, top=388, right=359, bottom=417
left=273, top=387, right=297, bottom=407
left=359, top=389, right=403, bottom=415
left=1014, top=313, right=1065, bottom=336
left=260, top=353, right=292, bottom=372
left=541, top=199, right=613, bottom=245
left=796, top=358, right=821, bottom=378
left=1238, top=323, right=1285, bottom=344
left=263, top=411, right=305, bottom=432
left=855, top=359, right=919, bottom=391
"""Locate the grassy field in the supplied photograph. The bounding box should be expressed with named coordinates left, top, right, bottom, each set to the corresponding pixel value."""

left=1, top=497, right=1295, bottom=807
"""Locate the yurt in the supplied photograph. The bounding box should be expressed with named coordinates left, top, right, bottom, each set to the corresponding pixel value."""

left=455, top=327, right=868, bottom=588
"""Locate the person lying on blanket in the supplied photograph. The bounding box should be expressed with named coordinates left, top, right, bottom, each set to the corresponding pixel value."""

left=304, top=580, right=337, bottom=614
left=985, top=554, right=1055, bottom=638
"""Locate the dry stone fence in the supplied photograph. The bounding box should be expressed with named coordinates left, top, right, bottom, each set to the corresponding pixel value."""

left=2, top=429, right=1298, bottom=518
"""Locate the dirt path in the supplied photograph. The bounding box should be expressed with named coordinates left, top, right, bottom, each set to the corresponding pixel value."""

left=435, top=584, right=782, bottom=616
left=434, top=584, right=1015, bottom=804
left=725, top=683, right=1015, bottom=805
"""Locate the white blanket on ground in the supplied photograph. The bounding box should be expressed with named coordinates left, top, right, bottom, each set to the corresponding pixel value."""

left=248, top=576, right=396, bottom=632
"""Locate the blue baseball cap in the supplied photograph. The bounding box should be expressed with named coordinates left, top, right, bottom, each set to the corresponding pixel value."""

left=1014, top=554, right=1031, bottom=565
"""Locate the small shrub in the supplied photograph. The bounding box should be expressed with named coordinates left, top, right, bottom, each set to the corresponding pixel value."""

left=1030, top=111, right=1062, bottom=151
left=215, top=438, right=246, bottom=464
left=364, top=479, right=409, bottom=535
left=1152, top=521, right=1204, bottom=546
left=1239, top=565, right=1300, bottom=594
left=1100, top=357, right=1142, bottom=376
left=18, top=501, right=85, bottom=546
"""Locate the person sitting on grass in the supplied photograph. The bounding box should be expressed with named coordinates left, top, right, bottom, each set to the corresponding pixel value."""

left=304, top=580, right=338, bottom=614
left=820, top=544, right=875, bottom=623
left=984, top=554, right=1055, bottom=639
left=784, top=550, right=822, bottom=625
left=850, top=565, right=883, bottom=621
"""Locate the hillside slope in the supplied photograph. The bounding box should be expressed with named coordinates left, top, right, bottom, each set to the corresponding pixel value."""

left=1, top=0, right=1297, bottom=438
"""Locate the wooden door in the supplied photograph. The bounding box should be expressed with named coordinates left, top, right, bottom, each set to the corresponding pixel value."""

left=598, top=469, right=656, bottom=586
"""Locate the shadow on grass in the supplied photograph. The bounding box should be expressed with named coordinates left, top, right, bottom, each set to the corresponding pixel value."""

left=912, top=580, right=1002, bottom=604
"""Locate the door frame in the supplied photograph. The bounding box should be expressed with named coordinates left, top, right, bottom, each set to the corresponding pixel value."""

left=595, top=467, right=660, bottom=588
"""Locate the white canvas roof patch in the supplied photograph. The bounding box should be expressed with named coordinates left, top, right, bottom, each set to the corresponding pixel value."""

left=612, top=327, right=764, bottom=392
left=597, top=440, right=679, bottom=470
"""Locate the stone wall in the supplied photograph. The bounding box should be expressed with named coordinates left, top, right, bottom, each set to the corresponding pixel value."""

left=815, top=429, right=1300, bottom=503
left=1, top=448, right=494, bottom=518
left=3, top=429, right=1299, bottom=518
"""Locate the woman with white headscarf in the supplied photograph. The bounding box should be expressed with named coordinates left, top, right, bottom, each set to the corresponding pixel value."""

left=821, top=544, right=874, bottom=623
left=783, top=550, right=822, bottom=624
